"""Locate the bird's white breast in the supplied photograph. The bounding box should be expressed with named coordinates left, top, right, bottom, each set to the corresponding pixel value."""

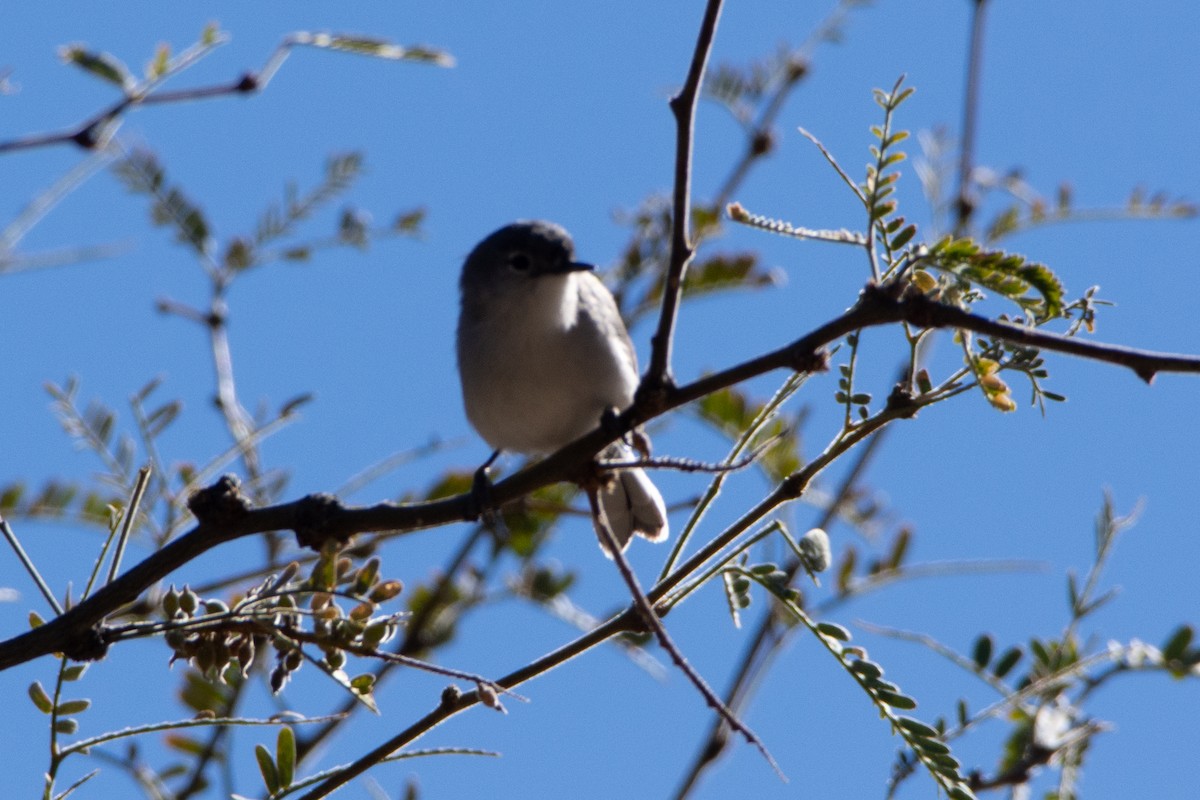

left=457, top=272, right=638, bottom=454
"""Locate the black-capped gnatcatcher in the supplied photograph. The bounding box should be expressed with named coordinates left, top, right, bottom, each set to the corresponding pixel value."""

left=456, top=220, right=668, bottom=555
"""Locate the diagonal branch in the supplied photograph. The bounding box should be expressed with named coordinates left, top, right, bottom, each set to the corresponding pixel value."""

left=584, top=488, right=783, bottom=778
left=4, top=282, right=1200, bottom=670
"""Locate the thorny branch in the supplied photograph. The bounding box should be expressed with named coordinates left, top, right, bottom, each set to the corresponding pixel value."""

left=4, top=281, right=1200, bottom=670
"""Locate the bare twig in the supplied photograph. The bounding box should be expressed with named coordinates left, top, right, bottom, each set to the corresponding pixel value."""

left=586, top=488, right=784, bottom=779
left=0, top=31, right=451, bottom=155
left=645, top=0, right=725, bottom=392
left=106, top=465, right=152, bottom=585
left=0, top=516, right=64, bottom=615
left=672, top=427, right=887, bottom=798
left=954, top=0, right=990, bottom=234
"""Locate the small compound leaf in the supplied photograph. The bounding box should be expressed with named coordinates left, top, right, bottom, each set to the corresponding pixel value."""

left=255, top=743, right=279, bottom=795
left=816, top=621, right=851, bottom=641
left=59, top=46, right=134, bottom=90
left=992, top=646, right=1023, bottom=679
left=28, top=681, right=53, bottom=713
left=55, top=699, right=91, bottom=715
left=876, top=689, right=917, bottom=710
left=276, top=726, right=296, bottom=789
left=971, top=634, right=993, bottom=670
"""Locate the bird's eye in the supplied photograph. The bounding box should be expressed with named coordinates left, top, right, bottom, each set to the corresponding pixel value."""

left=507, top=252, right=532, bottom=272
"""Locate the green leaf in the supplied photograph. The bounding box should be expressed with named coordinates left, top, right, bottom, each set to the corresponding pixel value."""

left=890, top=223, right=917, bottom=250
left=276, top=727, right=296, bottom=789
left=896, top=716, right=938, bottom=738
left=164, top=734, right=207, bottom=755
left=255, top=743, right=280, bottom=795
left=971, top=634, right=993, bottom=670
left=59, top=46, right=134, bottom=89
left=28, top=681, right=53, bottom=714
left=836, top=547, right=857, bottom=595
left=696, top=386, right=753, bottom=438
left=816, top=621, right=851, bottom=641
left=179, top=671, right=231, bottom=714
left=1029, top=638, right=1051, bottom=666
left=849, top=659, right=883, bottom=681
left=0, top=482, right=23, bottom=510
left=394, top=207, right=427, bottom=233
left=914, top=737, right=950, bottom=756
left=885, top=527, right=911, bottom=569
left=876, top=689, right=917, bottom=710
left=54, top=718, right=79, bottom=735
left=929, top=752, right=961, bottom=772
left=61, top=665, right=88, bottom=682
left=925, top=236, right=1065, bottom=320
left=291, top=33, right=454, bottom=66
left=992, top=646, right=1023, bottom=679
left=55, top=699, right=91, bottom=715
left=1162, top=625, right=1194, bottom=661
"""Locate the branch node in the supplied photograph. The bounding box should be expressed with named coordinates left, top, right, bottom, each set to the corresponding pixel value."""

left=779, top=473, right=806, bottom=501
left=293, top=492, right=348, bottom=551
left=70, top=124, right=102, bottom=150
left=635, top=375, right=677, bottom=417
left=235, top=72, right=261, bottom=93
left=440, top=684, right=463, bottom=708
left=885, top=383, right=920, bottom=418
left=788, top=346, right=829, bottom=375
left=62, top=625, right=109, bottom=663
left=187, top=475, right=252, bottom=527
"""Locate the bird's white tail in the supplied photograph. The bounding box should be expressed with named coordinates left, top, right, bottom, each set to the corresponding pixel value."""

left=594, top=454, right=668, bottom=557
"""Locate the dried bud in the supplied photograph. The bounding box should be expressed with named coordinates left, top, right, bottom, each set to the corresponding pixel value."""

left=179, top=588, right=200, bottom=616
left=204, top=599, right=230, bottom=615
left=979, top=372, right=1007, bottom=392
left=284, top=649, right=303, bottom=672
left=477, top=682, right=506, bottom=714
left=369, top=580, right=404, bottom=603
left=324, top=648, right=346, bottom=670
left=911, top=269, right=938, bottom=293
left=363, top=620, right=393, bottom=648
left=798, top=528, right=832, bottom=573
left=440, top=684, right=462, bottom=707
left=162, top=586, right=180, bottom=616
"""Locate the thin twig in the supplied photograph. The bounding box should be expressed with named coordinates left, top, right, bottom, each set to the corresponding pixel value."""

left=0, top=516, right=64, bottom=615
left=797, top=127, right=867, bottom=203
left=106, top=466, right=152, bottom=585
left=586, top=488, right=784, bottom=779
left=672, top=427, right=887, bottom=799
left=600, top=435, right=776, bottom=474
left=954, top=0, right=990, bottom=234
left=293, top=525, right=488, bottom=764
left=646, top=0, right=725, bottom=390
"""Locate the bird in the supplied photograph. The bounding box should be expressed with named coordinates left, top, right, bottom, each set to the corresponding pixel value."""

left=455, top=220, right=668, bottom=556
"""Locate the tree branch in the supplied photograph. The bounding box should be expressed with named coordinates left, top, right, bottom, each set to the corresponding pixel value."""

left=4, top=283, right=1200, bottom=670
left=645, top=0, right=725, bottom=394
left=954, top=0, right=990, bottom=234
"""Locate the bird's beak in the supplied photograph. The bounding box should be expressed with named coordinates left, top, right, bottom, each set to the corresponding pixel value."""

left=545, top=260, right=594, bottom=275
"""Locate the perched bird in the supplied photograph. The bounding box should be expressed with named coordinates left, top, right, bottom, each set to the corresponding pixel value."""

left=456, top=220, right=668, bottom=555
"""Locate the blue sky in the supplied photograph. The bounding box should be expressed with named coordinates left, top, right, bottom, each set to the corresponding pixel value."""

left=2, top=3, right=1198, bottom=798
